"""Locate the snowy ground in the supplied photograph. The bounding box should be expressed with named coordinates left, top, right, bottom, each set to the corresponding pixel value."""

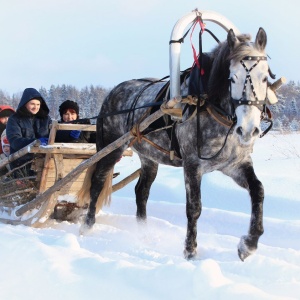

left=0, top=132, right=299, bottom=300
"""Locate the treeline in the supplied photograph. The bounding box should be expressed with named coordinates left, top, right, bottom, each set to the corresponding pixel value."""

left=0, top=84, right=110, bottom=120
left=0, top=81, right=299, bottom=131
left=270, top=80, right=300, bottom=132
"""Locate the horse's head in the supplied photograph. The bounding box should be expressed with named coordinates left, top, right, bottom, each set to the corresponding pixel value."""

left=228, top=28, right=269, bottom=146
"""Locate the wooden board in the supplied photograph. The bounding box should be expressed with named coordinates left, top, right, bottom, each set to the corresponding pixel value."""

left=44, top=157, right=87, bottom=194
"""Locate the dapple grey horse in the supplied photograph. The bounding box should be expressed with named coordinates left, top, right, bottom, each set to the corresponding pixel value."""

left=80, top=28, right=271, bottom=261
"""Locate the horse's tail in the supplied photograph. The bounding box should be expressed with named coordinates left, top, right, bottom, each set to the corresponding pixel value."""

left=77, top=165, right=113, bottom=214
left=95, top=168, right=113, bottom=213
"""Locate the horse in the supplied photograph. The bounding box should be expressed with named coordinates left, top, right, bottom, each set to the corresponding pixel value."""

left=79, top=27, right=271, bottom=261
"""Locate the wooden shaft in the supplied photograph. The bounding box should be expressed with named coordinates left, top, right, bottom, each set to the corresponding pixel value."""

left=15, top=109, right=164, bottom=216
left=1, top=188, right=35, bottom=199
left=269, top=77, right=286, bottom=91
left=112, top=169, right=141, bottom=193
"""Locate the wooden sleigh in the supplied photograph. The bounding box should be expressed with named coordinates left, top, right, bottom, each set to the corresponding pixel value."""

left=0, top=121, right=140, bottom=227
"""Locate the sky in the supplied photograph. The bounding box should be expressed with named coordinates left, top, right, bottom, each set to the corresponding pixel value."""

left=0, top=132, right=299, bottom=299
left=0, top=0, right=299, bottom=96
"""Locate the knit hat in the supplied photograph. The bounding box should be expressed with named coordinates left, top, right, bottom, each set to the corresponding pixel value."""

left=59, top=100, right=79, bottom=119
left=0, top=105, right=15, bottom=118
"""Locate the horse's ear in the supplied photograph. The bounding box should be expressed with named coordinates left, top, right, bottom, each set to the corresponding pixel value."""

left=255, top=27, right=267, bottom=51
left=227, top=29, right=239, bottom=50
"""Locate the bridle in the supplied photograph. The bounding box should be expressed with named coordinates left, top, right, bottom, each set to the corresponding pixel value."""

left=197, top=54, right=273, bottom=160
left=229, top=55, right=273, bottom=137
left=230, top=55, right=267, bottom=109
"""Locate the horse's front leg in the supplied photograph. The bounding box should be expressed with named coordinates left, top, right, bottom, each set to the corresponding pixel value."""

left=183, top=163, right=202, bottom=259
left=224, top=162, right=264, bottom=261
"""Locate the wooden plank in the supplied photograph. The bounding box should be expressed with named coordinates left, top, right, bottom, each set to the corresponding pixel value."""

left=47, top=181, right=87, bottom=194
left=29, top=144, right=134, bottom=156
left=56, top=124, right=96, bottom=131
left=44, top=158, right=88, bottom=195
left=39, top=120, right=58, bottom=193
left=30, top=143, right=96, bottom=155
left=53, top=154, right=64, bottom=181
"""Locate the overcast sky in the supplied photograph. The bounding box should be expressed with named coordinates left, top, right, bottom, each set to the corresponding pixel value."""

left=0, top=0, right=299, bottom=95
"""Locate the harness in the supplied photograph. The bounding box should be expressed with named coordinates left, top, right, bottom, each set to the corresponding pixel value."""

left=68, top=26, right=274, bottom=161
left=230, top=55, right=273, bottom=137
left=233, top=56, right=268, bottom=109
left=193, top=54, right=273, bottom=159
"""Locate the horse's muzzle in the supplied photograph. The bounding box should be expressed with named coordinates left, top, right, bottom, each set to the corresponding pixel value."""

left=235, top=125, right=260, bottom=144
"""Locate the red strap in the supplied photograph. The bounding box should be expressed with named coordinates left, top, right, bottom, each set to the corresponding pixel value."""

left=190, top=17, right=206, bottom=69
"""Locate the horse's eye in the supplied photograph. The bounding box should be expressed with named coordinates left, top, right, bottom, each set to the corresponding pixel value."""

left=262, top=76, right=268, bottom=83
left=230, top=77, right=236, bottom=84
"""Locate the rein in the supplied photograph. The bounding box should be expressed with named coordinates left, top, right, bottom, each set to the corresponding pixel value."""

left=193, top=19, right=236, bottom=160
left=67, top=77, right=172, bottom=126
left=66, top=100, right=164, bottom=125
left=66, top=47, right=273, bottom=162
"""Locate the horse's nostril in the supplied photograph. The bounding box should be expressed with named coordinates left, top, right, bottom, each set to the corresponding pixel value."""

left=236, top=126, right=243, bottom=136
left=252, top=127, right=260, bottom=136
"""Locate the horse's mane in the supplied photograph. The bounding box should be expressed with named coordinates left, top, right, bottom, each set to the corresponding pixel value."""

left=208, top=33, right=256, bottom=105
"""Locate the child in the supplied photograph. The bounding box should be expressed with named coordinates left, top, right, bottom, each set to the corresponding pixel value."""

left=0, top=129, right=11, bottom=176
left=1, top=132, right=10, bottom=157
left=0, top=105, right=15, bottom=154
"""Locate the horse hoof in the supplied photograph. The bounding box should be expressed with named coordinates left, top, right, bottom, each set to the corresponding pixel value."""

left=238, top=235, right=255, bottom=261
left=238, top=248, right=252, bottom=262
left=184, top=249, right=197, bottom=260
left=79, top=214, right=95, bottom=235
left=85, top=214, right=95, bottom=226
left=136, top=213, right=147, bottom=222
left=79, top=223, right=93, bottom=235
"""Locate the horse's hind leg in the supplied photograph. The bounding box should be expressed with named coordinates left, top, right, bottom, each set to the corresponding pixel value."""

left=135, top=156, right=158, bottom=220
left=224, top=162, right=264, bottom=261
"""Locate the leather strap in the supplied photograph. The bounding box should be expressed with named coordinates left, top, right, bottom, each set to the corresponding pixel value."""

left=206, top=104, right=234, bottom=128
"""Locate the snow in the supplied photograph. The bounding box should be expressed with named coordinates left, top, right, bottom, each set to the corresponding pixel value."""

left=0, top=132, right=299, bottom=300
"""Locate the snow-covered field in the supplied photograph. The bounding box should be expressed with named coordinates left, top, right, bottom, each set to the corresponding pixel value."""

left=0, top=132, right=299, bottom=300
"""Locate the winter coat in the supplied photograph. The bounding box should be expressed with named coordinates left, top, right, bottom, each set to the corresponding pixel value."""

left=6, top=88, right=52, bottom=168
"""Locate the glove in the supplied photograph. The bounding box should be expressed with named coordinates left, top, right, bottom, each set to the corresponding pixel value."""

left=70, top=130, right=81, bottom=139
left=38, top=137, right=48, bottom=146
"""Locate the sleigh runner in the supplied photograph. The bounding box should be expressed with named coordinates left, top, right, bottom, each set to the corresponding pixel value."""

left=0, top=121, right=139, bottom=227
